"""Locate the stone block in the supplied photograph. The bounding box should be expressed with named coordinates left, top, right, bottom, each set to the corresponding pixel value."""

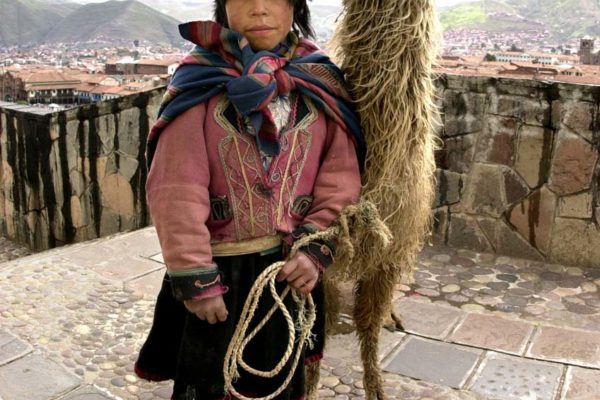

left=117, top=107, right=141, bottom=156
left=1, top=160, right=13, bottom=190
left=448, top=213, right=493, bottom=253
left=514, top=125, right=552, bottom=188
left=442, top=90, right=486, bottom=136
left=549, top=130, right=598, bottom=196
left=562, top=100, right=595, bottom=142
left=51, top=208, right=67, bottom=243
left=105, top=154, right=119, bottom=179
left=97, top=114, right=116, bottom=155
left=326, top=330, right=405, bottom=366
left=550, top=218, right=600, bottom=268
left=69, top=170, right=86, bottom=197
left=461, top=164, right=505, bottom=217
left=0, top=354, right=80, bottom=400
left=503, top=167, right=530, bottom=206
left=61, top=385, right=114, bottom=399
left=4, top=201, right=15, bottom=237
left=558, top=192, right=593, bottom=219
left=49, top=122, right=60, bottom=141
left=449, top=313, right=534, bottom=354
left=478, top=217, right=544, bottom=261
left=0, top=113, right=6, bottom=141
left=384, top=336, right=481, bottom=388
left=562, top=366, right=600, bottom=400
left=70, top=195, right=88, bottom=229
left=99, top=207, right=121, bottom=237
left=494, top=95, right=550, bottom=127
left=434, top=169, right=463, bottom=207
left=100, top=173, right=134, bottom=216
left=474, top=116, right=518, bottom=166
left=150, top=252, right=164, bottom=264
left=508, top=186, right=556, bottom=255
left=63, top=242, right=162, bottom=281
left=469, top=353, right=562, bottom=400
left=439, top=134, right=476, bottom=173
left=527, top=326, right=600, bottom=368
left=393, top=298, right=465, bottom=339
left=126, top=269, right=165, bottom=299
left=117, top=153, right=139, bottom=181
left=0, top=331, right=32, bottom=366
left=66, top=119, right=81, bottom=171
left=95, top=225, right=159, bottom=257
left=96, top=156, right=107, bottom=179
left=461, top=164, right=529, bottom=218
left=50, top=141, right=65, bottom=207
left=431, top=207, right=449, bottom=245
left=25, top=184, right=42, bottom=212
left=35, top=208, right=51, bottom=250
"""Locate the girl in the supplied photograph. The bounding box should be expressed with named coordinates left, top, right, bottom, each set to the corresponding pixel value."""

left=135, top=0, right=365, bottom=398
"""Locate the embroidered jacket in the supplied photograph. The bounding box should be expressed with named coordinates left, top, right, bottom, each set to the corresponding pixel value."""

left=147, top=93, right=361, bottom=300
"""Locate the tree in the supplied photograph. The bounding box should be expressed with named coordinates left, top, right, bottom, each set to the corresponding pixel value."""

left=484, top=53, right=497, bottom=62
left=510, top=43, right=523, bottom=52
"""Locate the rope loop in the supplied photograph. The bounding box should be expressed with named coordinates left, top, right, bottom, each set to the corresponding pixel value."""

left=223, top=261, right=316, bottom=400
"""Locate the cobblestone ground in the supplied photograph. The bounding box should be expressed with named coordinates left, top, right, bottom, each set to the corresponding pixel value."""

left=405, top=245, right=600, bottom=331
left=1, top=229, right=599, bottom=399
left=0, top=254, right=491, bottom=399
left=316, top=357, right=491, bottom=400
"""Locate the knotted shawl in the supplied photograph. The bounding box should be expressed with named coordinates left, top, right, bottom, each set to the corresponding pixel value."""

left=146, top=21, right=365, bottom=170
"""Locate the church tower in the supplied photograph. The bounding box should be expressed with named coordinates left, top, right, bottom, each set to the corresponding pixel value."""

left=579, top=37, right=595, bottom=64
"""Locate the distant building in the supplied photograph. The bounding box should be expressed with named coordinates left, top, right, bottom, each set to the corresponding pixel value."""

left=499, top=62, right=583, bottom=78
left=579, top=37, right=600, bottom=65
left=494, top=51, right=560, bottom=65
left=0, top=70, right=26, bottom=103
left=104, top=58, right=178, bottom=76
left=135, top=59, right=179, bottom=75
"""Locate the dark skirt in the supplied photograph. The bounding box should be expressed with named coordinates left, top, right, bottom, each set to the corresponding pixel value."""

left=135, top=249, right=325, bottom=400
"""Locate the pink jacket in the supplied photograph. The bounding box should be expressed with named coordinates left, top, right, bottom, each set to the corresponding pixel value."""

left=146, top=93, right=361, bottom=299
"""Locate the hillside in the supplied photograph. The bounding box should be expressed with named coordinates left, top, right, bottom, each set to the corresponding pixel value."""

left=440, top=0, right=600, bottom=40
left=43, top=0, right=182, bottom=46
left=0, top=0, right=79, bottom=46
left=504, top=0, right=600, bottom=39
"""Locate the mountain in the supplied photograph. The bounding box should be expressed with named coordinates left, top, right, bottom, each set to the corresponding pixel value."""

left=440, top=0, right=600, bottom=40
left=43, top=0, right=182, bottom=46
left=0, top=0, right=80, bottom=46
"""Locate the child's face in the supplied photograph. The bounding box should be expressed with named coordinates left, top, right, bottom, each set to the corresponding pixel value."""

left=225, top=0, right=294, bottom=51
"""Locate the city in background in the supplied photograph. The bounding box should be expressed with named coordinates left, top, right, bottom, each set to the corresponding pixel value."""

left=1, top=0, right=600, bottom=111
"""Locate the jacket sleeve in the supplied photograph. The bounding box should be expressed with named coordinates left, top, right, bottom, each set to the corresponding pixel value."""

left=284, top=117, right=362, bottom=270
left=146, top=103, right=227, bottom=301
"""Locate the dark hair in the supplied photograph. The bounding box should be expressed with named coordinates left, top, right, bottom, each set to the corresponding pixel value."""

left=214, top=0, right=315, bottom=40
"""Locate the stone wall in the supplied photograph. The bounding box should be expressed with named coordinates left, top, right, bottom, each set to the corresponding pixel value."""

left=433, top=74, right=600, bottom=267
left=0, top=89, right=162, bottom=250
left=1, top=76, right=599, bottom=267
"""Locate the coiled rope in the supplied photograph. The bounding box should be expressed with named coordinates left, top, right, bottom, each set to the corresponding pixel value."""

left=223, top=201, right=392, bottom=400
left=223, top=250, right=317, bottom=400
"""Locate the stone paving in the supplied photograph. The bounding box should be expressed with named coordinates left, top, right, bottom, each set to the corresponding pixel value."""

left=0, top=227, right=599, bottom=400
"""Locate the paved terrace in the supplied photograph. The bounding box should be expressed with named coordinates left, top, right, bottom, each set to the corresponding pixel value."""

left=0, top=228, right=599, bottom=400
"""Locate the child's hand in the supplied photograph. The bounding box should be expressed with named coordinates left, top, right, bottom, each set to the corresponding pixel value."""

left=276, top=252, right=320, bottom=297
left=184, top=295, right=228, bottom=324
